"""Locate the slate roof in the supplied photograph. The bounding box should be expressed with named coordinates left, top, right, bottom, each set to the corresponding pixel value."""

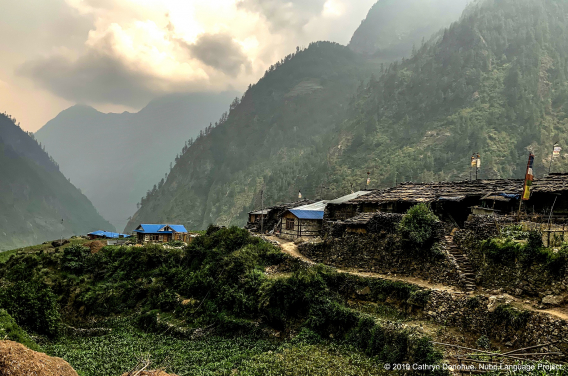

left=134, top=224, right=188, bottom=234
left=289, top=210, right=325, bottom=220
left=346, top=176, right=568, bottom=206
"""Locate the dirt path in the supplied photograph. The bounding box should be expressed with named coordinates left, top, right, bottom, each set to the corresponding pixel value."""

left=267, top=236, right=568, bottom=321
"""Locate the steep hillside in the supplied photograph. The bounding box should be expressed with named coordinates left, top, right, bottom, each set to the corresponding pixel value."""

left=327, top=0, right=568, bottom=190
left=127, top=0, right=561, bottom=232
left=35, top=92, right=237, bottom=230
left=349, top=0, right=470, bottom=57
left=125, top=42, right=379, bottom=231
left=0, top=113, right=113, bottom=250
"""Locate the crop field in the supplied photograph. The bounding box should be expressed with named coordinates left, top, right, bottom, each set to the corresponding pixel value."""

left=41, top=318, right=391, bottom=376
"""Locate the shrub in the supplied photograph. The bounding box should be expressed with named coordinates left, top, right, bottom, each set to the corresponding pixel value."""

left=0, top=280, right=61, bottom=337
left=398, top=204, right=440, bottom=251
left=0, top=309, right=42, bottom=351
left=62, top=244, right=91, bottom=273
left=480, top=238, right=520, bottom=263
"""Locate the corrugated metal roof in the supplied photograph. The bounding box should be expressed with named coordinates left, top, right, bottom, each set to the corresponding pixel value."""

left=250, top=209, right=270, bottom=215
left=134, top=224, right=188, bottom=234
left=293, top=201, right=328, bottom=211
left=88, top=230, right=130, bottom=238
left=289, top=210, right=325, bottom=219
left=327, top=191, right=372, bottom=204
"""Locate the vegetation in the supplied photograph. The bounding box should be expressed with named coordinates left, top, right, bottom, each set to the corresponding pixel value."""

left=0, top=309, right=42, bottom=351
left=398, top=204, right=440, bottom=251
left=0, top=227, right=443, bottom=375
left=0, top=113, right=113, bottom=251
left=481, top=229, right=568, bottom=276
left=129, top=0, right=568, bottom=234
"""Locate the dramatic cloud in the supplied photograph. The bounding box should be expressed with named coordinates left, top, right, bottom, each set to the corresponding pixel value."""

left=18, top=21, right=210, bottom=107
left=2, top=0, right=376, bottom=130
left=184, top=32, right=252, bottom=76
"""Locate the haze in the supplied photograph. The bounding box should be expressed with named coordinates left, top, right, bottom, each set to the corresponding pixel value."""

left=1, top=0, right=379, bottom=132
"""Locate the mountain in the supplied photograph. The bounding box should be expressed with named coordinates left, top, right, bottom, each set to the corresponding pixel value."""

left=123, top=0, right=473, bottom=233
left=126, top=0, right=568, bottom=232
left=0, top=113, right=112, bottom=250
left=35, top=92, right=237, bottom=230
left=349, top=0, right=470, bottom=57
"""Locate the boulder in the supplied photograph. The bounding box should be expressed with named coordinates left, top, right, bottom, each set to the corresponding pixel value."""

left=542, top=295, right=565, bottom=306
left=51, top=239, right=70, bottom=247
left=0, top=340, right=78, bottom=376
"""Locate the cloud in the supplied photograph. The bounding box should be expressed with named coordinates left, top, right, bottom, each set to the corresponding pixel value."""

left=237, top=0, right=327, bottom=32
left=181, top=32, right=252, bottom=76
left=17, top=19, right=212, bottom=107
left=13, top=0, right=376, bottom=110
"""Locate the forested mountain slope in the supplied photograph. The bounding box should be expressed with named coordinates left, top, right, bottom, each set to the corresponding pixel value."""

left=35, top=92, right=236, bottom=230
left=0, top=113, right=112, bottom=250
left=125, top=42, right=377, bottom=231
left=126, top=0, right=566, bottom=232
left=349, top=0, right=470, bottom=57
left=327, top=0, right=568, bottom=190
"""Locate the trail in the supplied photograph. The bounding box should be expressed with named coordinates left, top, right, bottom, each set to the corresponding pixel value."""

left=267, top=236, right=568, bottom=321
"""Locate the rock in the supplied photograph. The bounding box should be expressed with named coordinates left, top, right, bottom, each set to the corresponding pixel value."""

left=51, top=239, right=70, bottom=247
left=356, top=286, right=371, bottom=296
left=542, top=295, right=565, bottom=306
left=0, top=340, right=78, bottom=376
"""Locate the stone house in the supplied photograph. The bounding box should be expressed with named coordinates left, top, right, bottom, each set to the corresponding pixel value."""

left=280, top=210, right=324, bottom=240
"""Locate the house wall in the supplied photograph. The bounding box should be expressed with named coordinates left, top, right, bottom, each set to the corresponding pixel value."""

left=280, top=212, right=322, bottom=240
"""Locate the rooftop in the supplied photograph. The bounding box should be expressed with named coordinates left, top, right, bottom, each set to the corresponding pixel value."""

left=347, top=176, right=568, bottom=205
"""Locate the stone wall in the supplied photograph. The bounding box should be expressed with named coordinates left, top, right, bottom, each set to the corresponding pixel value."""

left=425, top=291, right=568, bottom=353
left=454, top=229, right=568, bottom=301
left=298, top=233, right=463, bottom=288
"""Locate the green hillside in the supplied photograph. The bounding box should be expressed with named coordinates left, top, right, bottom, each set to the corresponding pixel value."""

left=0, top=113, right=113, bottom=250
left=327, top=0, right=568, bottom=189
left=126, top=0, right=568, bottom=232
left=125, top=42, right=379, bottom=231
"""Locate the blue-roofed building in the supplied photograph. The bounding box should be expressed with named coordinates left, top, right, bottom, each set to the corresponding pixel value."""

left=280, top=208, right=325, bottom=240
left=88, top=230, right=130, bottom=240
left=133, top=224, right=189, bottom=244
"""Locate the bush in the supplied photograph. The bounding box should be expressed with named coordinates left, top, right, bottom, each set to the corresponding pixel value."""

left=0, top=309, right=42, bottom=351
left=62, top=244, right=91, bottom=273
left=0, top=280, right=61, bottom=337
left=480, top=238, right=520, bottom=263
left=398, top=204, right=440, bottom=251
left=547, top=245, right=568, bottom=276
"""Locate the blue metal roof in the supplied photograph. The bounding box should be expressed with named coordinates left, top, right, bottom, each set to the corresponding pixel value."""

left=88, top=230, right=129, bottom=238
left=289, top=210, right=324, bottom=220
left=133, top=224, right=188, bottom=234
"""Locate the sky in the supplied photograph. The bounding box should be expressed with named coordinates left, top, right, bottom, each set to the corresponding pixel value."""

left=0, top=0, right=376, bottom=132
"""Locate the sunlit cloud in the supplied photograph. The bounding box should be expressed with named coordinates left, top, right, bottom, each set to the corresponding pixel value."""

left=11, top=0, right=376, bottom=117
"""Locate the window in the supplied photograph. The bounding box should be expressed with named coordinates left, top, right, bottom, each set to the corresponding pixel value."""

left=286, top=218, right=294, bottom=230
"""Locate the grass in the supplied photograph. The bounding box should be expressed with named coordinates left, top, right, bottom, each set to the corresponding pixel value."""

left=41, top=318, right=394, bottom=376
left=0, top=237, right=92, bottom=263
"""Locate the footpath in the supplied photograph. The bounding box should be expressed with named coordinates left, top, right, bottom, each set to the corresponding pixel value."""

left=266, top=236, right=568, bottom=321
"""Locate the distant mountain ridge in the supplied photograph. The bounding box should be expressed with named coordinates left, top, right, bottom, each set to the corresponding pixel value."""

left=35, top=92, right=238, bottom=230
left=0, top=113, right=113, bottom=250
left=349, top=0, right=470, bottom=56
